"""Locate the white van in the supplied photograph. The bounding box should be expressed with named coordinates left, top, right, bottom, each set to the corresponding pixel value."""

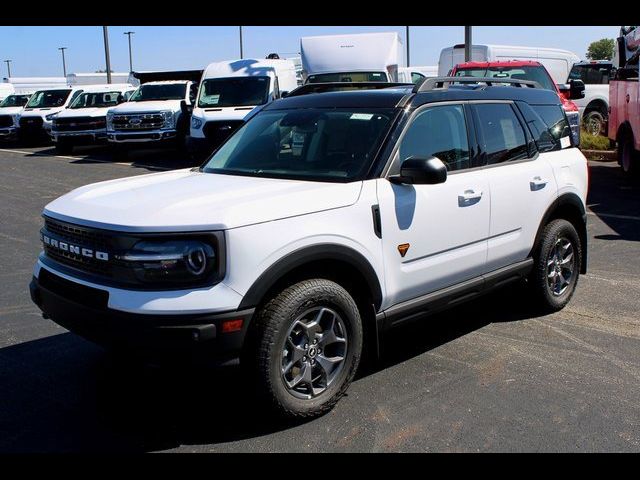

left=0, top=91, right=33, bottom=140
left=300, top=32, right=405, bottom=84
left=17, top=86, right=86, bottom=143
left=438, top=44, right=580, bottom=84
left=51, top=83, right=136, bottom=153
left=188, top=57, right=298, bottom=158
left=398, top=66, right=438, bottom=84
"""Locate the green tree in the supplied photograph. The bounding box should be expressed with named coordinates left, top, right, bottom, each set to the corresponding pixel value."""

left=586, top=38, right=615, bottom=60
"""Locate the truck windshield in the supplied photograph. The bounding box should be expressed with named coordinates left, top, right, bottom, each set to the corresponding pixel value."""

left=198, top=76, right=270, bottom=108
left=128, top=83, right=186, bottom=102
left=202, top=108, right=396, bottom=182
left=25, top=90, right=71, bottom=108
left=454, top=66, right=556, bottom=91
left=0, top=94, right=31, bottom=107
left=568, top=64, right=612, bottom=84
left=307, top=72, right=388, bottom=83
left=69, top=91, right=122, bottom=109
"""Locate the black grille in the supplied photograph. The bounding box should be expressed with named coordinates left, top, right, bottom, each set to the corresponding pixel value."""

left=112, top=113, right=165, bottom=131
left=42, top=217, right=114, bottom=277
left=53, top=116, right=106, bottom=132
left=0, top=115, right=13, bottom=128
left=203, top=120, right=243, bottom=148
left=19, top=116, right=44, bottom=129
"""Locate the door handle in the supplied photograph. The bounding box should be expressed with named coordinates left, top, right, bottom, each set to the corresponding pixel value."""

left=458, top=189, right=483, bottom=206
left=530, top=176, right=548, bottom=191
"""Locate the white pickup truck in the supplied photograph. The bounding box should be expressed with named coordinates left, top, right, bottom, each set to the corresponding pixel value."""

left=567, top=60, right=613, bottom=136
left=0, top=92, right=33, bottom=141
left=106, top=75, right=200, bottom=156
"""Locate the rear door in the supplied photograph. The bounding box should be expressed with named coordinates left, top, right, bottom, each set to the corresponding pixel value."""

left=471, top=101, right=558, bottom=271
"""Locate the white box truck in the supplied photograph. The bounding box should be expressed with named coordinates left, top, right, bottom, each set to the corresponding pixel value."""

left=300, top=32, right=405, bottom=84
left=438, top=44, right=580, bottom=84
left=187, top=57, right=298, bottom=159
left=67, top=72, right=139, bottom=87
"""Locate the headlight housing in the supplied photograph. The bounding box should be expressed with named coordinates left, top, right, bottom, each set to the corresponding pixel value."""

left=161, top=110, right=176, bottom=129
left=45, top=112, right=59, bottom=121
left=191, top=116, right=203, bottom=129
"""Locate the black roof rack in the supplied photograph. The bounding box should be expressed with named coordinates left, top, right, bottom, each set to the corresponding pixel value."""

left=415, top=76, right=542, bottom=93
left=285, top=81, right=413, bottom=98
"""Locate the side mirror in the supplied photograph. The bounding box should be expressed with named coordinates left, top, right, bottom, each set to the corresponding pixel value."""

left=557, top=79, right=585, bottom=100
left=390, top=156, right=447, bottom=185
left=280, top=91, right=289, bottom=98
left=180, top=100, right=193, bottom=116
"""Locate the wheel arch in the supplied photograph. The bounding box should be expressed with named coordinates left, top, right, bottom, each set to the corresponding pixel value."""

left=584, top=98, right=608, bottom=116
left=529, top=194, right=588, bottom=274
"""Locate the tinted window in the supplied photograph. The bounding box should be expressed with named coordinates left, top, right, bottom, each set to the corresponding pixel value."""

left=532, top=104, right=572, bottom=145
left=474, top=103, right=528, bottom=164
left=307, top=72, right=388, bottom=83
left=25, top=90, right=71, bottom=108
left=399, top=104, right=470, bottom=171
left=568, top=64, right=612, bottom=85
left=454, top=66, right=556, bottom=91
left=411, top=72, right=426, bottom=84
left=0, top=94, right=31, bottom=107
left=69, top=91, right=123, bottom=109
left=129, top=83, right=187, bottom=102
left=198, top=77, right=270, bottom=107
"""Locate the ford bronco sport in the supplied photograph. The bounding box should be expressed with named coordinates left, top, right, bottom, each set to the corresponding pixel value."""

left=30, top=78, right=588, bottom=418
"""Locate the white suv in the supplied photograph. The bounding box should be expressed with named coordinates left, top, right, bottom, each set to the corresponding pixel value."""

left=30, top=79, right=588, bottom=418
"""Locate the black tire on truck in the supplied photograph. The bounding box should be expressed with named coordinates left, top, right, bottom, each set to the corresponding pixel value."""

left=619, top=131, right=639, bottom=177
left=245, top=279, right=363, bottom=419
left=583, top=110, right=606, bottom=136
left=529, top=219, right=582, bottom=312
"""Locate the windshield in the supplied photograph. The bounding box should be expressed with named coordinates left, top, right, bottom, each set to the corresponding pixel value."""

left=202, top=108, right=396, bottom=182
left=25, top=90, right=71, bottom=108
left=307, top=72, right=388, bottom=83
left=454, top=66, right=556, bottom=91
left=198, top=76, right=270, bottom=108
left=568, top=64, right=612, bottom=84
left=70, top=91, right=123, bottom=109
left=129, top=83, right=186, bottom=102
left=0, top=94, right=31, bottom=108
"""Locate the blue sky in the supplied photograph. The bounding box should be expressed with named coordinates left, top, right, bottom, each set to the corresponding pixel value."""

left=0, top=26, right=619, bottom=77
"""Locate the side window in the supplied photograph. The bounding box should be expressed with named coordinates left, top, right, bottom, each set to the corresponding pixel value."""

left=398, top=104, right=471, bottom=172
left=411, top=72, right=426, bottom=85
left=68, top=90, right=83, bottom=105
left=516, top=102, right=571, bottom=152
left=473, top=103, right=528, bottom=165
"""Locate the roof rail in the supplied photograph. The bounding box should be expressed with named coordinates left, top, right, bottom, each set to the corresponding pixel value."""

left=285, top=81, right=413, bottom=98
left=415, top=76, right=541, bottom=93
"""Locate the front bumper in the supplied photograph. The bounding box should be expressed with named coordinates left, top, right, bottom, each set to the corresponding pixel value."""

left=0, top=127, right=17, bottom=139
left=52, top=128, right=107, bottom=144
left=30, top=267, right=254, bottom=359
left=107, top=129, right=178, bottom=144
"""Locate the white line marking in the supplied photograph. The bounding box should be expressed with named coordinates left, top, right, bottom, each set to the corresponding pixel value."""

left=587, top=211, right=640, bottom=222
left=0, top=148, right=170, bottom=171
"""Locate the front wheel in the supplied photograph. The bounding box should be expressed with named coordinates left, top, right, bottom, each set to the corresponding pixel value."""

left=583, top=111, right=605, bottom=136
left=529, top=219, right=582, bottom=312
left=246, top=279, right=363, bottom=419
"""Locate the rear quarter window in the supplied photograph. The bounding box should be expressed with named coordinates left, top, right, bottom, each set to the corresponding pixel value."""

left=516, top=102, right=571, bottom=152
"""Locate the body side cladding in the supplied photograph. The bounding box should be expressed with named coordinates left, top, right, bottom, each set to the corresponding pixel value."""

left=237, top=243, right=383, bottom=311
left=529, top=193, right=588, bottom=274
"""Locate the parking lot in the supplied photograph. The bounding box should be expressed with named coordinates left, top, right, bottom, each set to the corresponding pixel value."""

left=0, top=143, right=639, bottom=452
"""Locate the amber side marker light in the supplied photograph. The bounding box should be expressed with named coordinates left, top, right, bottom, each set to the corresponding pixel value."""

left=222, top=319, right=244, bottom=333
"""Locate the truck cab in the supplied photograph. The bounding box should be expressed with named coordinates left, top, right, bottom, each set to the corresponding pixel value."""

left=51, top=83, right=136, bottom=154
left=106, top=76, right=200, bottom=155
left=0, top=92, right=33, bottom=141
left=300, top=32, right=405, bottom=84
left=18, top=86, right=85, bottom=143
left=187, top=58, right=298, bottom=159
left=567, top=60, right=613, bottom=135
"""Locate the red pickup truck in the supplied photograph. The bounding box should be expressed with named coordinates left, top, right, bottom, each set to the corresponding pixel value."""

left=451, top=60, right=584, bottom=146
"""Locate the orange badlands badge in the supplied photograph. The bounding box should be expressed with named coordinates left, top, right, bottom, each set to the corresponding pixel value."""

left=397, top=243, right=410, bottom=258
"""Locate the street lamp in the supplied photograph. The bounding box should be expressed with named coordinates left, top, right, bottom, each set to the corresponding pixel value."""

left=406, top=26, right=410, bottom=67
left=4, top=60, right=11, bottom=78
left=58, top=47, right=67, bottom=77
left=239, top=26, right=243, bottom=59
left=124, top=31, right=135, bottom=72
left=103, top=26, right=112, bottom=84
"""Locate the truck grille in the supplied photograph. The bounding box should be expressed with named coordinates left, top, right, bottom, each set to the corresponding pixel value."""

left=19, top=116, right=44, bottom=129
left=203, top=120, right=244, bottom=149
left=111, top=113, right=165, bottom=131
left=53, top=116, right=106, bottom=132
left=0, top=115, right=13, bottom=128
left=42, top=217, right=115, bottom=278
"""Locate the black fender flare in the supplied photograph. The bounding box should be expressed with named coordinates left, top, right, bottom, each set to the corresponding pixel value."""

left=237, top=243, right=383, bottom=310
left=529, top=193, right=588, bottom=274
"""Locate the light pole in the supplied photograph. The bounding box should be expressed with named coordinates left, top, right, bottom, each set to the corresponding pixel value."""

left=124, top=31, right=135, bottom=72
left=406, top=26, right=410, bottom=67
left=103, top=26, right=112, bottom=84
left=239, top=26, right=244, bottom=59
left=464, top=26, right=472, bottom=62
left=4, top=60, right=11, bottom=78
left=58, top=47, right=67, bottom=77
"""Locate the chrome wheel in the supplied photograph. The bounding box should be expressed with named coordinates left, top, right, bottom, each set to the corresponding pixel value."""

left=546, top=237, right=575, bottom=296
left=281, top=307, right=348, bottom=399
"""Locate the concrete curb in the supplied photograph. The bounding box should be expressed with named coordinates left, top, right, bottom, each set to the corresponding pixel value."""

left=581, top=149, right=617, bottom=162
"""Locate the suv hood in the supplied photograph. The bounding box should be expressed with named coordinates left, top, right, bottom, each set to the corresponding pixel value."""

left=111, top=100, right=182, bottom=113
left=56, top=107, right=108, bottom=118
left=44, top=169, right=363, bottom=232
left=0, top=106, right=23, bottom=115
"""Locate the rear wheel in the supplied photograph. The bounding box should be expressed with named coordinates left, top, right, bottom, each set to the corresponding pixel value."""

left=529, top=219, right=581, bottom=312
left=246, top=279, right=363, bottom=419
left=619, top=133, right=639, bottom=177
left=583, top=110, right=605, bottom=136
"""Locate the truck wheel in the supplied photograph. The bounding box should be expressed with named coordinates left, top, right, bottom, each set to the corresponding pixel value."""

left=583, top=111, right=605, bottom=136
left=620, top=134, right=639, bottom=177
left=247, top=279, right=363, bottom=419
left=529, top=219, right=581, bottom=312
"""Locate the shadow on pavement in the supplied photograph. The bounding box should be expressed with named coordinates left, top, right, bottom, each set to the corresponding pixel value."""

left=0, top=282, right=544, bottom=453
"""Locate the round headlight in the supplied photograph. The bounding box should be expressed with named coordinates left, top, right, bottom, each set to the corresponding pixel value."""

left=191, top=116, right=203, bottom=129
left=186, top=246, right=207, bottom=275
